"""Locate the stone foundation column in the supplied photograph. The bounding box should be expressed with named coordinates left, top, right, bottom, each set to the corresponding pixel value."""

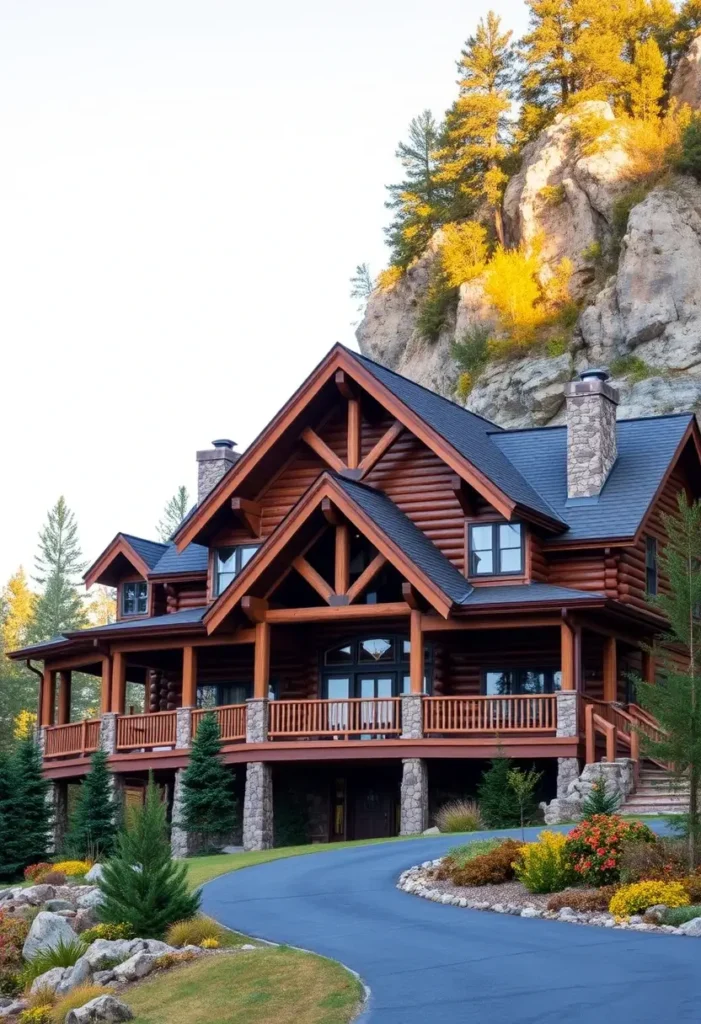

left=246, top=698, right=269, bottom=744
left=400, top=758, right=428, bottom=835
left=401, top=694, right=423, bottom=739
left=50, top=780, right=69, bottom=854
left=555, top=690, right=580, bottom=799
left=243, top=762, right=273, bottom=851
left=170, top=769, right=192, bottom=858
left=99, top=712, right=117, bottom=755
left=176, top=707, right=192, bottom=749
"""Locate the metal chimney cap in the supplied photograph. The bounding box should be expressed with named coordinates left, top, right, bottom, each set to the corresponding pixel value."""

left=578, top=368, right=610, bottom=383
left=211, top=438, right=236, bottom=450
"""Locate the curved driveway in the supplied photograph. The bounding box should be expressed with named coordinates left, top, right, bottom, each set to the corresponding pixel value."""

left=202, top=829, right=701, bottom=1024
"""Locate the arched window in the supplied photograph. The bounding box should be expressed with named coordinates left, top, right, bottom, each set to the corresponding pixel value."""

left=321, top=634, right=433, bottom=699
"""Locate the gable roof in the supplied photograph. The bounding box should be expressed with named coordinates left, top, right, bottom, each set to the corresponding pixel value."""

left=149, top=542, right=209, bottom=577
left=491, top=413, right=696, bottom=543
left=120, top=534, right=169, bottom=569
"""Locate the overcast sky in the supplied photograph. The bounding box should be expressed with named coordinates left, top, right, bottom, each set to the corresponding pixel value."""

left=0, top=0, right=527, bottom=586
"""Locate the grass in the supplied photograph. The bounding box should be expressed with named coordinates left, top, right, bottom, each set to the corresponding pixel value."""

left=444, top=838, right=501, bottom=867
left=127, top=947, right=363, bottom=1024
left=662, top=905, right=701, bottom=927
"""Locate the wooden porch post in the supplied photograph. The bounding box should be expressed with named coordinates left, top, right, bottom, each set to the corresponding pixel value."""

left=254, top=622, right=270, bottom=699
left=641, top=649, right=655, bottom=685
left=335, top=525, right=350, bottom=595
left=111, top=652, right=126, bottom=714
left=100, top=656, right=112, bottom=715
left=182, top=646, right=197, bottom=707
left=347, top=398, right=361, bottom=469
left=560, top=621, right=575, bottom=691
left=40, top=668, right=56, bottom=726
left=410, top=610, right=424, bottom=695
left=57, top=671, right=71, bottom=725
left=603, top=636, right=617, bottom=702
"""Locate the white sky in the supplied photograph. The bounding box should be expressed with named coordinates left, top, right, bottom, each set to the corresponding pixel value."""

left=0, top=0, right=527, bottom=586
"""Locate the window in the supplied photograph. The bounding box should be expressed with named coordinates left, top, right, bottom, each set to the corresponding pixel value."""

left=483, top=669, right=561, bottom=695
left=121, top=581, right=148, bottom=616
left=321, top=634, right=434, bottom=700
left=646, top=536, right=658, bottom=595
left=214, top=544, right=260, bottom=596
left=469, top=522, right=523, bottom=576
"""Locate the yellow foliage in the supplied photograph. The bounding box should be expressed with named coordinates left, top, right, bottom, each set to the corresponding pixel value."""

left=483, top=245, right=545, bottom=346
left=440, top=221, right=488, bottom=287
left=376, top=266, right=403, bottom=291
left=200, top=937, right=220, bottom=949
left=456, top=372, right=473, bottom=401
left=51, top=860, right=92, bottom=877
left=622, top=101, right=693, bottom=183
left=609, top=880, right=689, bottom=917
left=514, top=831, right=576, bottom=893
left=166, top=915, right=227, bottom=948
left=13, top=710, right=37, bottom=741
left=1, top=566, right=35, bottom=654
left=628, top=37, right=666, bottom=122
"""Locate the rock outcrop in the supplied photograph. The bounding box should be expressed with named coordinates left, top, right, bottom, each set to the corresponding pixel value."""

left=670, top=35, right=701, bottom=109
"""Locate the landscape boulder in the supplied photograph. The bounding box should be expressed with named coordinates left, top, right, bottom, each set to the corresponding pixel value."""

left=82, top=939, right=142, bottom=970
left=85, top=864, right=105, bottom=884
left=20, top=885, right=56, bottom=906
left=66, top=995, right=134, bottom=1023
left=76, top=888, right=104, bottom=910
left=112, top=951, right=159, bottom=982
left=45, top=899, right=75, bottom=913
left=55, top=955, right=93, bottom=996
left=23, top=911, right=77, bottom=960
left=74, top=908, right=98, bottom=933
left=679, top=916, right=701, bottom=936
left=29, top=966, right=69, bottom=996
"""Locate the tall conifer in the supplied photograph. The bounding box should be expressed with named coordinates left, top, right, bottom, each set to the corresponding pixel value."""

left=385, top=110, right=445, bottom=269
left=64, top=748, right=118, bottom=859
left=178, top=713, right=238, bottom=853
left=30, top=497, right=87, bottom=641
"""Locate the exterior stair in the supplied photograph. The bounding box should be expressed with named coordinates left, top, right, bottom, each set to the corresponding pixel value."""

left=621, top=765, right=689, bottom=816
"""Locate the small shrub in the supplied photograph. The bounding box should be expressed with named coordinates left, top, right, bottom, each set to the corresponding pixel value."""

left=0, top=970, right=22, bottom=997
left=51, top=861, right=91, bottom=878
left=80, top=922, right=134, bottom=944
left=19, top=1008, right=53, bottom=1024
left=580, top=779, right=620, bottom=818
left=24, top=864, right=51, bottom=883
left=609, top=355, right=654, bottom=384
left=455, top=372, right=473, bottom=401
left=539, top=184, right=566, bottom=206
left=153, top=951, right=198, bottom=971
left=612, top=184, right=650, bottom=245
left=678, top=112, right=701, bottom=180
left=23, top=937, right=87, bottom=984
left=166, top=916, right=226, bottom=949
left=619, top=836, right=688, bottom=883
left=50, top=986, right=108, bottom=1024
left=609, top=880, right=689, bottom=917
left=546, top=885, right=620, bottom=913
left=26, top=987, right=57, bottom=1009
left=0, top=910, right=29, bottom=986
left=445, top=839, right=522, bottom=887
left=581, top=241, right=603, bottom=264
left=434, top=799, right=482, bottom=834
left=546, top=336, right=568, bottom=357
left=416, top=267, right=458, bottom=342
left=436, top=839, right=500, bottom=876
left=200, top=937, right=219, bottom=949
left=514, top=831, right=577, bottom=894
left=37, top=872, right=66, bottom=887
left=565, top=815, right=656, bottom=886
left=477, top=756, right=523, bottom=829
left=440, top=221, right=488, bottom=287
left=376, top=266, right=403, bottom=291
left=662, top=905, right=701, bottom=927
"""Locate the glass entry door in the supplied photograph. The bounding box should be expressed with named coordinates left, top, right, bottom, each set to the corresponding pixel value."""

left=358, top=675, right=396, bottom=737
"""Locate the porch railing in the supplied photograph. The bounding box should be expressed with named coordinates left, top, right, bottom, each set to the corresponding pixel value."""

left=116, top=710, right=177, bottom=751
left=43, top=719, right=101, bottom=759
left=192, top=704, right=246, bottom=743
left=423, top=694, right=558, bottom=735
left=268, top=698, right=402, bottom=739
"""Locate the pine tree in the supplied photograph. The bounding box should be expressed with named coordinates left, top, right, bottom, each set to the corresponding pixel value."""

left=0, top=568, right=39, bottom=750
left=580, top=778, right=620, bottom=816
left=519, top=0, right=583, bottom=125
left=30, top=497, right=87, bottom=642
left=157, top=487, right=190, bottom=543
left=0, top=740, right=51, bottom=878
left=628, top=36, right=667, bottom=119
left=63, top=749, right=118, bottom=859
left=385, top=110, right=445, bottom=269
left=99, top=775, right=200, bottom=937
left=636, top=494, right=701, bottom=870
left=350, top=263, right=374, bottom=317
left=0, top=753, right=25, bottom=879
left=178, top=713, right=238, bottom=853
left=436, top=11, right=514, bottom=241
left=477, top=755, right=522, bottom=828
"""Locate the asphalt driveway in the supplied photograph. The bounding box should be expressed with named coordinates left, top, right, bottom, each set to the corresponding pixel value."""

left=201, top=829, right=701, bottom=1023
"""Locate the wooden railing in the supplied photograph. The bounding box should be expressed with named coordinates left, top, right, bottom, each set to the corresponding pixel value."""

left=192, top=705, right=246, bottom=743
left=116, top=711, right=177, bottom=751
left=44, top=719, right=101, bottom=759
left=583, top=698, right=668, bottom=770
left=268, top=698, right=402, bottom=739
left=423, top=694, right=558, bottom=735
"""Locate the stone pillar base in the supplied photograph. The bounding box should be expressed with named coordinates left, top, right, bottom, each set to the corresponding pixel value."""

left=170, top=768, right=193, bottom=858
left=400, top=758, right=428, bottom=835
left=51, top=780, right=69, bottom=854
left=243, top=762, right=273, bottom=851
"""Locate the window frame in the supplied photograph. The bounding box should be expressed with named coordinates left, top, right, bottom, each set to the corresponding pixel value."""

left=645, top=536, right=658, bottom=596
left=467, top=521, right=525, bottom=578
left=481, top=667, right=562, bottom=696
left=213, top=543, right=260, bottom=597
left=120, top=580, right=149, bottom=617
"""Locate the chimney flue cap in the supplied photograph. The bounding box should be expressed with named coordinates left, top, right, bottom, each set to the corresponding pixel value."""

left=211, top=438, right=236, bottom=450
left=578, top=368, right=610, bottom=383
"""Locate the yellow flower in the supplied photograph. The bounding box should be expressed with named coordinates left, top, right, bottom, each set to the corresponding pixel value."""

left=609, top=880, right=689, bottom=917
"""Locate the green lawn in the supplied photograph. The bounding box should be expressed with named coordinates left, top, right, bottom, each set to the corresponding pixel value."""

left=127, top=947, right=363, bottom=1024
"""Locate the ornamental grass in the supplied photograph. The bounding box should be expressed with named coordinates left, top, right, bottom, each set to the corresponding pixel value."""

left=434, top=799, right=483, bottom=834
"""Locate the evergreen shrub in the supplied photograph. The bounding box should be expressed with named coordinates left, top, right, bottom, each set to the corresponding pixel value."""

left=477, top=757, right=524, bottom=828
left=179, top=714, right=238, bottom=853
left=63, top=750, right=118, bottom=861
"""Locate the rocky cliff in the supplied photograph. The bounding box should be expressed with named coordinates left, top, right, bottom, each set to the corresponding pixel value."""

left=357, top=42, right=701, bottom=428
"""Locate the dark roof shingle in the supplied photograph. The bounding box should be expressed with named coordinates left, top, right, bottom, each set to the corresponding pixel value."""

left=120, top=534, right=168, bottom=569
left=150, top=542, right=209, bottom=577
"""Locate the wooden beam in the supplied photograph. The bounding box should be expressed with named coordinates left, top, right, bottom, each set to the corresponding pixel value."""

left=561, top=620, right=575, bottom=691
left=293, top=556, right=335, bottom=604
left=241, top=596, right=269, bottom=623
left=40, top=668, right=55, bottom=727
left=300, top=427, right=346, bottom=473
left=57, top=671, right=71, bottom=726
left=110, top=632, right=255, bottom=653
left=321, top=498, right=342, bottom=525
left=266, top=602, right=410, bottom=623
left=421, top=614, right=561, bottom=631
left=347, top=398, right=361, bottom=470
left=335, top=525, right=350, bottom=595
left=402, top=582, right=420, bottom=610
left=358, top=421, right=403, bottom=476
left=101, top=657, right=112, bottom=715
left=182, top=646, right=197, bottom=707
left=346, top=553, right=387, bottom=604
left=253, top=621, right=270, bottom=699
left=334, top=369, right=356, bottom=400
left=642, top=649, right=655, bottom=685
left=231, top=497, right=262, bottom=537
left=450, top=475, right=473, bottom=516
left=111, top=652, right=126, bottom=715
left=603, top=635, right=617, bottom=702
left=410, top=609, right=424, bottom=695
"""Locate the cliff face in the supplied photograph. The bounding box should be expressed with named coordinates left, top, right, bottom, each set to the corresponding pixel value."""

left=356, top=51, right=701, bottom=427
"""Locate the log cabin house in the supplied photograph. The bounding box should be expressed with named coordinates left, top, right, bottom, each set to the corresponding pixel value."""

left=9, top=344, right=701, bottom=850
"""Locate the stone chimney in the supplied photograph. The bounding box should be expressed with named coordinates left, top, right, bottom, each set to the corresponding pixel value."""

left=564, top=369, right=619, bottom=499
left=196, top=439, right=239, bottom=504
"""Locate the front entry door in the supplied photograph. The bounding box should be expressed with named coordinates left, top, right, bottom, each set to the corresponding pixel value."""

left=350, top=782, right=393, bottom=840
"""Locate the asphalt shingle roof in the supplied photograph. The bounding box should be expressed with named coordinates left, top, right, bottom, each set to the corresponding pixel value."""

left=150, top=542, right=209, bottom=577
left=67, top=607, right=207, bottom=636
left=353, top=351, right=564, bottom=527
left=121, top=534, right=168, bottom=569
left=490, top=414, right=692, bottom=542
left=460, top=583, right=603, bottom=607
left=335, top=476, right=473, bottom=605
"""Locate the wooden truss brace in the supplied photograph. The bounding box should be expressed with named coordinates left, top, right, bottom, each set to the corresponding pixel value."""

left=231, top=496, right=262, bottom=537
left=288, top=511, right=388, bottom=606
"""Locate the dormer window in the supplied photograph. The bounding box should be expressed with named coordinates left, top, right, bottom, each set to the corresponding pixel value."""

left=469, top=522, right=523, bottom=576
left=122, top=581, right=148, bottom=616
left=215, top=544, right=260, bottom=597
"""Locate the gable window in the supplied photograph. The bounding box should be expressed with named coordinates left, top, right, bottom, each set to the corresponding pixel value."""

left=122, top=581, right=148, bottom=616
left=646, top=536, right=658, bottom=595
left=469, top=522, right=523, bottom=576
left=214, top=544, right=260, bottom=596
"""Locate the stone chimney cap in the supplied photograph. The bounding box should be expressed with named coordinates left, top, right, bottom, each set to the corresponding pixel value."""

left=211, top=438, right=236, bottom=450
left=578, top=368, right=610, bottom=383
